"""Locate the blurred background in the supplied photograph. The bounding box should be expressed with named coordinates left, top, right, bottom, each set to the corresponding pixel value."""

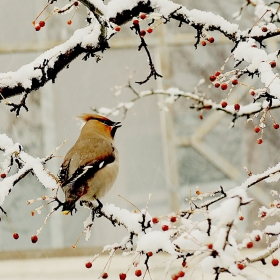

left=0, top=0, right=280, bottom=279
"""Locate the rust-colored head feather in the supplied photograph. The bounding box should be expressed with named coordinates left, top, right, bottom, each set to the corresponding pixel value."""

left=78, top=113, right=109, bottom=123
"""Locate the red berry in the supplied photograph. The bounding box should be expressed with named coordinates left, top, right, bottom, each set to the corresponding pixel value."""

left=85, top=262, right=92, bottom=268
left=237, top=263, right=245, bottom=270
left=270, top=61, right=277, bottom=68
left=232, top=79, right=238, bottom=85
left=170, top=216, right=177, bottom=223
left=31, top=235, right=38, bottom=243
left=215, top=71, right=221, bottom=76
left=234, top=103, right=240, bottom=111
left=162, top=225, right=169, bottom=231
left=208, top=244, right=213, bottom=249
left=209, top=75, right=216, bottom=82
left=1, top=173, right=6, bottom=178
left=262, top=26, right=268, bottom=32
left=147, top=27, right=153, bottom=33
left=119, top=273, right=127, bottom=280
left=140, top=13, right=146, bottom=19
left=133, top=19, right=139, bottom=25
left=201, top=41, right=206, bottom=46
left=147, top=251, right=153, bottom=257
left=254, top=126, right=261, bottom=133
left=250, top=90, right=256, bottom=96
left=255, top=235, right=261, bottom=242
left=135, top=269, right=142, bottom=277
left=257, top=138, right=263, bottom=145
left=214, top=83, right=220, bottom=88
left=172, top=275, right=179, bottom=280
left=35, top=25, right=41, bottom=31
left=39, top=21, right=45, bottom=27
left=221, top=101, right=227, bottom=108
left=247, top=241, right=253, bottom=248
left=67, top=20, right=72, bottom=25
left=272, top=258, right=279, bottom=266
left=74, top=1, right=79, bottom=6
left=221, top=83, right=228, bottom=90
left=199, top=115, right=203, bottom=120
left=208, top=37, right=214, bottom=43
left=115, top=26, right=121, bottom=32
left=139, top=30, right=146, bottom=37
left=102, top=272, right=108, bottom=279
left=239, top=216, right=244, bottom=221
left=13, top=233, right=19, bottom=240
left=178, top=271, right=185, bottom=277
left=274, top=123, right=279, bottom=129
left=182, top=261, right=187, bottom=267
left=152, top=217, right=159, bottom=224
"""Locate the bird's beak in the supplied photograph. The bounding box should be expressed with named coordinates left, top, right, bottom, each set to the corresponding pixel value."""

left=62, top=210, right=70, bottom=215
left=113, top=122, right=122, bottom=128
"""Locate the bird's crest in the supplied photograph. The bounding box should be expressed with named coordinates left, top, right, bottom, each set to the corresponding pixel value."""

left=78, top=113, right=109, bottom=123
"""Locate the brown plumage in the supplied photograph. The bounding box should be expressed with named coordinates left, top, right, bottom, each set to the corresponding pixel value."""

left=59, top=113, right=121, bottom=215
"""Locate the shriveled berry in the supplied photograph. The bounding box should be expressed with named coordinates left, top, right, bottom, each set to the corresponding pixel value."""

left=102, top=272, right=108, bottom=279
left=140, top=13, right=146, bottom=19
left=35, top=25, right=41, bottom=31
left=135, top=269, right=142, bottom=277
left=214, top=83, right=220, bottom=88
left=147, top=27, right=153, bottom=33
left=239, top=216, right=244, bottom=221
left=270, top=61, right=277, bottom=68
left=115, top=26, right=121, bottom=32
left=13, top=233, right=19, bottom=240
left=247, top=241, right=253, bottom=248
left=254, top=126, right=261, bottom=133
left=250, top=90, right=256, bottom=96
left=171, top=274, right=179, bottom=280
left=170, top=216, right=177, bottom=223
left=119, top=273, right=127, bottom=280
left=162, top=225, right=169, bottom=231
left=85, top=262, right=92, bottom=268
left=221, top=101, right=227, bottom=108
left=139, top=30, right=146, bottom=37
left=208, top=37, right=214, bottom=43
left=272, top=258, right=279, bottom=266
left=201, top=41, right=206, bottom=46
left=215, top=71, right=221, bottom=76
left=232, top=79, right=238, bottom=85
left=67, top=20, right=72, bottom=25
left=234, top=103, right=240, bottom=111
left=255, top=235, right=261, bottom=242
left=39, top=21, right=45, bottom=27
left=152, top=217, right=159, bottom=224
left=74, top=1, right=79, bottom=6
left=31, top=235, right=38, bottom=243
left=261, top=211, right=267, bottom=218
left=199, top=115, right=203, bottom=120
left=1, top=173, right=6, bottom=178
left=221, top=83, right=228, bottom=90
left=208, top=244, right=213, bottom=249
left=262, top=26, right=268, bottom=32
left=257, top=138, right=263, bottom=145
left=274, top=123, right=279, bottom=129
left=209, top=75, right=216, bottom=82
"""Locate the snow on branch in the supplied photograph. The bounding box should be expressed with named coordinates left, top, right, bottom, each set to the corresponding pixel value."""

left=2, top=0, right=280, bottom=115
left=0, top=134, right=60, bottom=206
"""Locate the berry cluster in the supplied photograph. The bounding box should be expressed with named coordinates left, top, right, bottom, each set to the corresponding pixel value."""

left=201, top=37, right=215, bottom=46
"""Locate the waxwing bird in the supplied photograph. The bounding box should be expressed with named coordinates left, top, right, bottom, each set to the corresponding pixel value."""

left=58, top=113, right=121, bottom=215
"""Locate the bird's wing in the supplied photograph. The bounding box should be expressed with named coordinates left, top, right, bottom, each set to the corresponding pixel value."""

left=59, top=146, right=116, bottom=188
